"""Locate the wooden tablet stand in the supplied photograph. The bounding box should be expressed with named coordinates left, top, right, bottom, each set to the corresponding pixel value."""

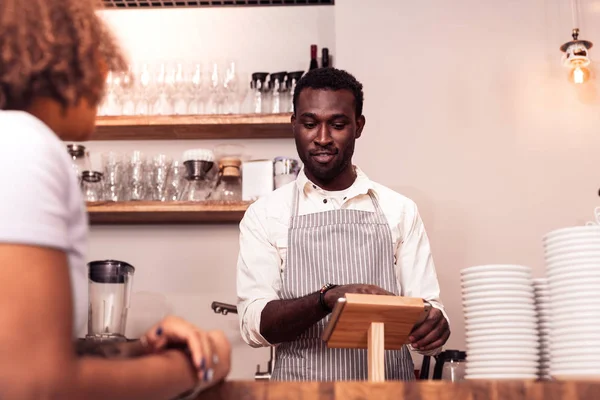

left=321, top=294, right=431, bottom=382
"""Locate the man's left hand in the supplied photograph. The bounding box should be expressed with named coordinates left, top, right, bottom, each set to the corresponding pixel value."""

left=409, top=307, right=450, bottom=351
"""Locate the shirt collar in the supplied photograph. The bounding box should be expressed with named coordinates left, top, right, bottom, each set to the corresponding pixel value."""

left=295, top=165, right=375, bottom=199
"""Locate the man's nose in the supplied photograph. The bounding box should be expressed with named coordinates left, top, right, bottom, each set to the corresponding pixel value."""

left=314, top=123, right=333, bottom=146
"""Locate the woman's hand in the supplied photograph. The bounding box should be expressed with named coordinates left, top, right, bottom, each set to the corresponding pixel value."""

left=140, top=316, right=223, bottom=383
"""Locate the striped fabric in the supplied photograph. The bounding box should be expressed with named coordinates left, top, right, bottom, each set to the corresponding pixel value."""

left=271, top=189, right=414, bottom=381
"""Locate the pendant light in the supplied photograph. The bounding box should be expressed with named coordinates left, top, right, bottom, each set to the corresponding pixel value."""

left=560, top=0, right=593, bottom=84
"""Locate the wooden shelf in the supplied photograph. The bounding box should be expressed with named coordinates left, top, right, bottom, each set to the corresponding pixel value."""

left=87, top=201, right=251, bottom=225
left=91, top=113, right=292, bottom=141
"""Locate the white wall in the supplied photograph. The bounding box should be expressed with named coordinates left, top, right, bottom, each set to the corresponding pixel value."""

left=335, top=0, right=600, bottom=356
left=86, top=6, right=335, bottom=380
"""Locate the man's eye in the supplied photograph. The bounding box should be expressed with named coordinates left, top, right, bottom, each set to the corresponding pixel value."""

left=333, top=124, right=345, bottom=130
left=304, top=123, right=316, bottom=129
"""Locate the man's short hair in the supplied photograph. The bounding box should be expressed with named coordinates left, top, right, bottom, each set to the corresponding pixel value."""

left=293, top=67, right=364, bottom=117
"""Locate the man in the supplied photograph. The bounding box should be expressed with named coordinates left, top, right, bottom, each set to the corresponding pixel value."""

left=237, top=67, right=450, bottom=381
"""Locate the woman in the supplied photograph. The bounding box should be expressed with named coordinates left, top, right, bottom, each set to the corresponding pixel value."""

left=0, top=0, right=231, bottom=399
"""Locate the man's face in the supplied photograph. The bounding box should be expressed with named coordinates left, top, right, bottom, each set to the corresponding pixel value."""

left=292, top=88, right=365, bottom=184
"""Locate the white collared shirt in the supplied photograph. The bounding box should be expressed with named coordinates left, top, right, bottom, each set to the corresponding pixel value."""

left=236, top=167, right=448, bottom=355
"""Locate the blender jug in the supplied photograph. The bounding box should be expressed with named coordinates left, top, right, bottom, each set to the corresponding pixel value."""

left=87, top=260, right=135, bottom=342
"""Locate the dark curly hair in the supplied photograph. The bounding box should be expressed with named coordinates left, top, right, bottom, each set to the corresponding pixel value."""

left=0, top=0, right=128, bottom=111
left=293, top=67, right=364, bottom=117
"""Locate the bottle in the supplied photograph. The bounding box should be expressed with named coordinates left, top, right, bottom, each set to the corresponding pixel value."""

left=213, top=157, right=242, bottom=202
left=322, top=48, right=330, bottom=68
left=309, top=45, right=319, bottom=70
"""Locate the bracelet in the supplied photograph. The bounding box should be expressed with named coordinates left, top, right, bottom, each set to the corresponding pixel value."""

left=319, top=283, right=338, bottom=313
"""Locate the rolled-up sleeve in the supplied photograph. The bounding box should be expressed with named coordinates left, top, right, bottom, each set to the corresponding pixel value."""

left=397, top=202, right=449, bottom=356
left=236, top=205, right=282, bottom=348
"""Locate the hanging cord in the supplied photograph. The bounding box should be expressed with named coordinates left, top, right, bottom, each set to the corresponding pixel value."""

left=570, top=0, right=580, bottom=30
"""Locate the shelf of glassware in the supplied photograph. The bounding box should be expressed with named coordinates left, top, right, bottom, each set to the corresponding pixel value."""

left=91, top=113, right=293, bottom=141
left=86, top=201, right=251, bottom=225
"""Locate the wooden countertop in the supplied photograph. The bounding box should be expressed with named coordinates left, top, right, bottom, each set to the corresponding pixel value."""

left=200, top=380, right=600, bottom=400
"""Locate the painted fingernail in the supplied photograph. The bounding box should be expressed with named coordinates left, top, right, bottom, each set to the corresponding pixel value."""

left=204, top=368, right=214, bottom=382
left=199, top=358, right=206, bottom=370
left=212, top=354, right=219, bottom=365
left=156, top=327, right=163, bottom=336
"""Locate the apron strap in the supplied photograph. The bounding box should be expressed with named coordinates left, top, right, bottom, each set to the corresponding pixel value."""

left=367, top=190, right=386, bottom=218
left=291, top=182, right=301, bottom=219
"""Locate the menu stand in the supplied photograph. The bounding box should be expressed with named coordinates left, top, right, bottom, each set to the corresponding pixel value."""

left=321, top=294, right=430, bottom=382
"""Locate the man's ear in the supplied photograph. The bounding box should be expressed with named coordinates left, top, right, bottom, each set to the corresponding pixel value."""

left=356, top=115, right=366, bottom=139
left=291, top=113, right=296, bottom=134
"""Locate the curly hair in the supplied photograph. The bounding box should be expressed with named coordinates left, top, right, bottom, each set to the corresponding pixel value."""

left=293, top=67, right=364, bottom=117
left=0, top=0, right=127, bottom=111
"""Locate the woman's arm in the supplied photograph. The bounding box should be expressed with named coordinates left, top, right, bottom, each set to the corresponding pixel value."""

left=0, top=244, right=199, bottom=400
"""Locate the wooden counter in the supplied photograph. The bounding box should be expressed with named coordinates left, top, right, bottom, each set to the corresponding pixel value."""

left=200, top=380, right=600, bottom=400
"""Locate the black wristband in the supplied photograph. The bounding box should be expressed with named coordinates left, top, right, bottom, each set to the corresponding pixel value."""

left=319, top=283, right=338, bottom=313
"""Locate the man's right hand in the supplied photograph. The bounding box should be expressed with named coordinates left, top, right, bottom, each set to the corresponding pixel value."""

left=324, top=284, right=394, bottom=310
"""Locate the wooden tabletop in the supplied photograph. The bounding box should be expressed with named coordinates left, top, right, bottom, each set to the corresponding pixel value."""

left=200, top=380, right=600, bottom=400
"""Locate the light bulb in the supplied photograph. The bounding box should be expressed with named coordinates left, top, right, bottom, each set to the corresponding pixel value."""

left=569, top=65, right=591, bottom=84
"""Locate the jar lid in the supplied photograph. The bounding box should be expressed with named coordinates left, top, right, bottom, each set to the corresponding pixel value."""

left=441, top=350, right=466, bottom=361
left=81, top=171, right=103, bottom=183
left=67, top=144, right=86, bottom=157
left=88, top=260, right=135, bottom=283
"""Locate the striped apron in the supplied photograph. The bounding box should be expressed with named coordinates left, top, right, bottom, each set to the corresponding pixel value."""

left=271, top=188, right=414, bottom=381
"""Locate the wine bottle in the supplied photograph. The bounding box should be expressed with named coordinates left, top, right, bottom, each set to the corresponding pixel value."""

left=322, top=48, right=330, bottom=68
left=309, top=45, right=319, bottom=70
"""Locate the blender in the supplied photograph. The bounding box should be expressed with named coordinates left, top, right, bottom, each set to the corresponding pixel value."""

left=86, top=260, right=135, bottom=342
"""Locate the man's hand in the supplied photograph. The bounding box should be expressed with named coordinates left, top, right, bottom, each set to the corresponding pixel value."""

left=409, top=307, right=450, bottom=351
left=324, top=284, right=394, bottom=310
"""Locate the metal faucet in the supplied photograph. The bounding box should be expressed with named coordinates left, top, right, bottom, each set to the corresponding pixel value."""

left=255, top=346, right=276, bottom=380
left=210, top=301, right=276, bottom=380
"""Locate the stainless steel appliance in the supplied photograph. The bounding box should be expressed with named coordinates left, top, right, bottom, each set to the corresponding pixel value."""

left=87, top=260, right=135, bottom=342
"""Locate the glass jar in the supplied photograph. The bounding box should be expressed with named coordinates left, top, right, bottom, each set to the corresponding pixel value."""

left=67, top=144, right=92, bottom=181
left=441, top=351, right=466, bottom=382
left=81, top=171, right=104, bottom=202
left=213, top=157, right=242, bottom=201
left=179, top=149, right=215, bottom=202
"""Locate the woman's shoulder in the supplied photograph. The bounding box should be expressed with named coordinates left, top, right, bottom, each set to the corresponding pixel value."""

left=0, top=110, right=71, bottom=175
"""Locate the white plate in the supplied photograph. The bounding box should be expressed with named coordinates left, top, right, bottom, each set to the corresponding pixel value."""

left=547, top=290, right=600, bottom=302
left=467, top=360, right=538, bottom=368
left=466, top=340, right=539, bottom=350
left=462, top=302, right=536, bottom=313
left=466, top=353, right=540, bottom=362
left=551, top=362, right=600, bottom=370
left=551, top=354, right=600, bottom=363
left=543, top=226, right=600, bottom=242
left=466, top=366, right=538, bottom=374
left=466, top=373, right=538, bottom=380
left=465, top=321, right=538, bottom=331
left=462, top=290, right=534, bottom=300
left=545, top=238, right=600, bottom=248
left=550, top=339, right=600, bottom=350
left=546, top=252, right=600, bottom=266
left=549, top=325, right=600, bottom=336
left=461, top=277, right=533, bottom=288
left=547, top=268, right=600, bottom=280
left=546, top=260, right=600, bottom=272
left=550, top=347, right=600, bottom=357
left=551, top=303, right=600, bottom=315
left=466, top=347, right=539, bottom=356
left=467, top=334, right=538, bottom=344
left=462, top=265, right=532, bottom=275
left=464, top=309, right=537, bottom=319
left=545, top=245, right=600, bottom=258
left=462, top=297, right=535, bottom=307
left=465, top=328, right=538, bottom=338
left=461, top=283, right=533, bottom=293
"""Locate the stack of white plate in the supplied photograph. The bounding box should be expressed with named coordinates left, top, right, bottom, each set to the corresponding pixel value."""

left=461, top=265, right=539, bottom=380
left=533, top=278, right=550, bottom=380
left=544, top=225, right=600, bottom=379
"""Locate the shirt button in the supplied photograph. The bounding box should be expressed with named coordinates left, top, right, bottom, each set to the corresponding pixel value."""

left=323, top=199, right=328, bottom=204
left=343, top=197, right=347, bottom=200
left=313, top=185, right=317, bottom=189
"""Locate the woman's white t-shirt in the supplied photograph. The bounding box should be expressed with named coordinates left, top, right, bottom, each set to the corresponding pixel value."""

left=0, top=110, right=88, bottom=336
